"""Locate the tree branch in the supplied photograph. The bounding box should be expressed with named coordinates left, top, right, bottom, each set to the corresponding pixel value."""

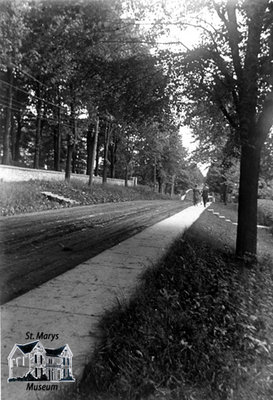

left=226, top=0, right=243, bottom=80
left=218, top=102, right=238, bottom=129
left=213, top=0, right=243, bottom=82
left=198, top=79, right=238, bottom=129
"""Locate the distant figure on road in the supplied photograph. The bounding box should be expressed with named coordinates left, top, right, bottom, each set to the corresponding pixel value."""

left=202, top=184, right=209, bottom=207
left=193, top=184, right=200, bottom=206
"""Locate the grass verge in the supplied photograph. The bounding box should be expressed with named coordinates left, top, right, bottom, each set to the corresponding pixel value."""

left=206, top=200, right=273, bottom=241
left=53, top=204, right=273, bottom=400
left=205, top=200, right=273, bottom=227
left=0, top=180, right=171, bottom=216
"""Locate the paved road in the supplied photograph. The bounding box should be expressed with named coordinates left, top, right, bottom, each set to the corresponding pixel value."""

left=0, top=200, right=189, bottom=304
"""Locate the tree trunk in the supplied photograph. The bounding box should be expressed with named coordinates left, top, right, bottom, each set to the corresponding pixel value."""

left=53, top=96, right=61, bottom=171
left=171, top=174, right=175, bottom=197
left=125, top=164, right=129, bottom=187
left=109, top=144, right=115, bottom=178
left=34, top=83, right=42, bottom=169
left=65, top=138, right=74, bottom=182
left=160, top=182, right=165, bottom=194
left=109, top=139, right=118, bottom=178
left=95, top=137, right=100, bottom=176
left=86, top=125, right=93, bottom=176
left=72, top=147, right=77, bottom=173
left=10, top=115, right=16, bottom=162
left=14, top=114, right=22, bottom=162
left=2, top=67, right=13, bottom=165
left=65, top=100, right=76, bottom=182
left=236, top=142, right=261, bottom=256
left=53, top=122, right=61, bottom=171
left=89, top=117, right=99, bottom=187
left=158, top=178, right=162, bottom=194
left=102, top=123, right=111, bottom=184
left=222, top=182, right=228, bottom=205
left=153, top=155, right=157, bottom=191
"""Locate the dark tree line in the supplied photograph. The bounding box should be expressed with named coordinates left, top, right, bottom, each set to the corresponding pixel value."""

left=0, top=0, right=193, bottom=193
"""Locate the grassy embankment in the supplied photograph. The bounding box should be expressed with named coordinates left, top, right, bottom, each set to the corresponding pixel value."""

left=0, top=179, right=172, bottom=216
left=51, top=201, right=273, bottom=400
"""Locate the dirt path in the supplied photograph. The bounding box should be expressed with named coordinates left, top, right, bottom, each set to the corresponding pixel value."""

left=0, top=200, right=189, bottom=304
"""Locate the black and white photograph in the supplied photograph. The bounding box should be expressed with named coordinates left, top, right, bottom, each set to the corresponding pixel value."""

left=1, top=0, right=273, bottom=399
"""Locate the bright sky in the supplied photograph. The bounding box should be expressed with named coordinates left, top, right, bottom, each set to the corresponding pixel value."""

left=180, top=125, right=198, bottom=153
left=125, top=0, right=214, bottom=175
left=180, top=126, right=210, bottom=176
left=162, top=2, right=212, bottom=176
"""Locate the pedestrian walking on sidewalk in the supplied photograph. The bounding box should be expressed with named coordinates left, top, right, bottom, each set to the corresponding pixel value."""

left=193, top=184, right=200, bottom=206
left=202, top=184, right=209, bottom=207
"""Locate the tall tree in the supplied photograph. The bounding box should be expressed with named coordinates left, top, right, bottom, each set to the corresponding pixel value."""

left=0, top=0, right=26, bottom=164
left=88, top=116, right=99, bottom=187
left=172, top=0, right=273, bottom=256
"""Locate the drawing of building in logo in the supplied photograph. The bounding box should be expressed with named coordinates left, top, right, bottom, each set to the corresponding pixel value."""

left=7, top=341, right=75, bottom=382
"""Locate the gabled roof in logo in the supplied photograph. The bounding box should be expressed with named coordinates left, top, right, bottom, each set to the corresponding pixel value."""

left=45, top=346, right=65, bottom=357
left=8, top=341, right=73, bottom=362
left=17, top=341, right=39, bottom=354
left=45, top=344, right=73, bottom=358
left=8, top=341, right=41, bottom=359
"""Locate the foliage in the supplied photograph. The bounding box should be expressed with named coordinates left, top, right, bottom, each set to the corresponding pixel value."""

left=0, top=0, right=25, bottom=67
left=132, top=117, right=190, bottom=192
left=0, top=0, right=189, bottom=192
left=79, top=205, right=273, bottom=400
left=258, top=177, right=273, bottom=199
left=206, top=158, right=240, bottom=201
left=257, top=199, right=273, bottom=228
left=175, top=162, right=204, bottom=193
left=168, top=0, right=273, bottom=255
left=260, top=131, right=273, bottom=183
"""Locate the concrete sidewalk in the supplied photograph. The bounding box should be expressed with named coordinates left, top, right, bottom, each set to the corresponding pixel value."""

left=1, top=204, right=206, bottom=400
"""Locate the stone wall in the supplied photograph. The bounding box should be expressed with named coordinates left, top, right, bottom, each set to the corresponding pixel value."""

left=0, top=165, right=136, bottom=187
